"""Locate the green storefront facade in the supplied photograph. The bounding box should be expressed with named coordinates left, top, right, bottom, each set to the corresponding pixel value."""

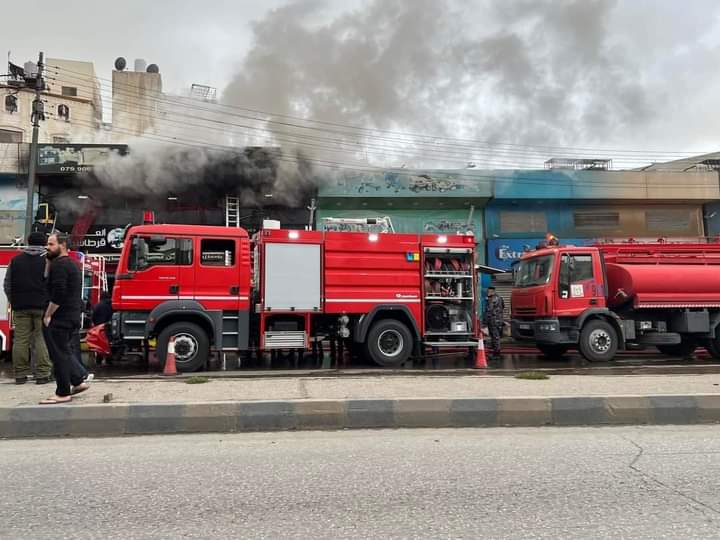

left=316, top=169, right=492, bottom=262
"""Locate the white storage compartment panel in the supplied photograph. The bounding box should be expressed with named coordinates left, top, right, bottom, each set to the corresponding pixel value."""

left=264, top=243, right=321, bottom=311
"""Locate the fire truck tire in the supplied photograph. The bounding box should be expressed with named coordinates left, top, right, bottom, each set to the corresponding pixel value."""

left=702, top=326, right=720, bottom=359
left=157, top=322, right=209, bottom=372
left=704, top=337, right=720, bottom=359
left=657, top=338, right=697, bottom=358
left=579, top=319, right=618, bottom=363
left=366, top=319, right=413, bottom=367
left=537, top=344, right=570, bottom=359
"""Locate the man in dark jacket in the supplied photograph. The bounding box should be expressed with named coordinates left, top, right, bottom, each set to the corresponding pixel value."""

left=40, top=233, right=89, bottom=404
left=3, top=232, right=52, bottom=384
left=483, top=286, right=505, bottom=360
left=91, top=292, right=113, bottom=326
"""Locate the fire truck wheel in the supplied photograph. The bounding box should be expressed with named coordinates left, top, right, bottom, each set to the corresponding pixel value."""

left=536, top=344, right=569, bottom=359
left=657, top=339, right=697, bottom=358
left=158, top=322, right=209, bottom=372
left=366, top=319, right=413, bottom=367
left=579, top=319, right=618, bottom=362
left=704, top=337, right=720, bottom=359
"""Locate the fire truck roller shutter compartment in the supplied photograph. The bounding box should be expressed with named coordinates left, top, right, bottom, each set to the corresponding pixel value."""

left=0, top=265, right=7, bottom=352
left=264, top=243, right=321, bottom=311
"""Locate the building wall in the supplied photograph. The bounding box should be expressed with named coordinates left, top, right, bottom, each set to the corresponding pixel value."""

left=486, top=202, right=705, bottom=239
left=0, top=59, right=102, bottom=144
left=492, top=169, right=720, bottom=201
left=111, top=71, right=162, bottom=142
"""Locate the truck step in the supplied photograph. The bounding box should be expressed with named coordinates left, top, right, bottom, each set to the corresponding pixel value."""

left=264, top=331, right=306, bottom=350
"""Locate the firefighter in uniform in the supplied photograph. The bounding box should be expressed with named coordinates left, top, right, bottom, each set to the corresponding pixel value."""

left=483, top=286, right=505, bottom=360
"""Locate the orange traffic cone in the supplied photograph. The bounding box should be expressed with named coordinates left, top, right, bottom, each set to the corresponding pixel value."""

left=163, top=336, right=178, bottom=376
left=474, top=336, right=488, bottom=369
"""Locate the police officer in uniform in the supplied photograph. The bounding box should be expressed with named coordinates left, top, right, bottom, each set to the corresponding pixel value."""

left=483, top=286, right=505, bottom=360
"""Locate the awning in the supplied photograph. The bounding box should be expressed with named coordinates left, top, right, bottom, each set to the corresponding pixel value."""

left=475, top=264, right=506, bottom=275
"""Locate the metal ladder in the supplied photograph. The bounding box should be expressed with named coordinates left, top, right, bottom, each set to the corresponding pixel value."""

left=225, top=195, right=240, bottom=228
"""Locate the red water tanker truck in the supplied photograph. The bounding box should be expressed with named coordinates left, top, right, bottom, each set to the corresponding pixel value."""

left=511, top=241, right=720, bottom=362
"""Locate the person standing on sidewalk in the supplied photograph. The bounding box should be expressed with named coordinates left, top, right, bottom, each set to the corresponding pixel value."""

left=40, top=233, right=90, bottom=404
left=483, top=286, right=505, bottom=360
left=3, top=232, right=53, bottom=385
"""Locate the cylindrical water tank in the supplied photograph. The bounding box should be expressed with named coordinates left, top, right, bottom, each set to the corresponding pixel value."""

left=606, top=262, right=720, bottom=307
left=134, top=59, right=147, bottom=72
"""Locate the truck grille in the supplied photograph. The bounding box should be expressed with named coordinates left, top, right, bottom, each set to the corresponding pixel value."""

left=515, top=306, right=536, bottom=316
left=264, top=331, right=306, bottom=350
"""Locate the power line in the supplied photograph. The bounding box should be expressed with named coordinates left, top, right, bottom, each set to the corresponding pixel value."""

left=47, top=64, right=714, bottom=160
left=65, top=116, right=720, bottom=190
left=44, top=69, right=697, bottom=170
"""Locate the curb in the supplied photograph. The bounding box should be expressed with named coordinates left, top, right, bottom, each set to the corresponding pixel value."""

left=2, top=395, right=720, bottom=438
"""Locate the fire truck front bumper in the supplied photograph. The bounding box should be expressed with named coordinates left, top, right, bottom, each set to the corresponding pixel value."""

left=512, top=318, right=576, bottom=345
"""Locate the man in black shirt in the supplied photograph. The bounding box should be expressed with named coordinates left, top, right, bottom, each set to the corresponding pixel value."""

left=40, top=233, right=90, bottom=404
left=3, top=231, right=52, bottom=384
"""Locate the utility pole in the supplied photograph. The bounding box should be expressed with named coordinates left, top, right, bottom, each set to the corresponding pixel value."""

left=24, top=51, right=45, bottom=240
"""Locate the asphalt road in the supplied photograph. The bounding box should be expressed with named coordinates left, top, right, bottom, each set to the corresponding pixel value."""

left=3, top=427, right=720, bottom=539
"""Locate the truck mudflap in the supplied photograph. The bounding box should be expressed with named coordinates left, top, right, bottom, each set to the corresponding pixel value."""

left=511, top=318, right=577, bottom=345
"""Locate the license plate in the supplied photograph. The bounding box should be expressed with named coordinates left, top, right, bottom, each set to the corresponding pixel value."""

left=519, top=324, right=531, bottom=330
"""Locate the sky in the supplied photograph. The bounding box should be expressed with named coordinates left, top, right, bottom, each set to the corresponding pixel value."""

left=3, top=0, right=720, bottom=169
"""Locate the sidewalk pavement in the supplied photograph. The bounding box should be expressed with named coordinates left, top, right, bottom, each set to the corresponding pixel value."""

left=3, top=373, right=720, bottom=438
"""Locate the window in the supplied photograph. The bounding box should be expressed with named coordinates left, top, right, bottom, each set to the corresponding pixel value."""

left=0, top=129, right=22, bottom=143
left=559, top=254, right=594, bottom=298
left=646, top=209, right=692, bottom=232
left=57, top=104, right=71, bottom=121
left=61, top=86, right=77, bottom=97
left=514, top=255, right=554, bottom=288
left=0, top=267, right=8, bottom=320
left=500, top=211, right=547, bottom=233
left=200, top=239, right=235, bottom=266
left=573, top=211, right=620, bottom=229
left=4, top=94, right=18, bottom=113
left=128, top=236, right=192, bottom=271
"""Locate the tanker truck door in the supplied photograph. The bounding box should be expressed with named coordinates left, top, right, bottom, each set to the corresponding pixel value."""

left=556, top=253, right=604, bottom=316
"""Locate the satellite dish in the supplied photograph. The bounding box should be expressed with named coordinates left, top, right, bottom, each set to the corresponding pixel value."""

left=114, top=57, right=127, bottom=71
left=147, top=64, right=159, bottom=73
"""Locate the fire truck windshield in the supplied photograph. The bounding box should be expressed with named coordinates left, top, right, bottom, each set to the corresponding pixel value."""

left=514, top=254, right=554, bottom=288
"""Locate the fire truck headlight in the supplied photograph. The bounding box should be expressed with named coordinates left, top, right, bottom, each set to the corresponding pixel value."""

left=288, top=231, right=300, bottom=240
left=437, top=235, right=447, bottom=244
left=539, top=322, right=558, bottom=332
left=368, top=234, right=379, bottom=242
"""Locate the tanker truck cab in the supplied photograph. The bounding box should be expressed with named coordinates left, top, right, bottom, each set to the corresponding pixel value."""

left=111, top=225, right=252, bottom=371
left=511, top=245, right=619, bottom=361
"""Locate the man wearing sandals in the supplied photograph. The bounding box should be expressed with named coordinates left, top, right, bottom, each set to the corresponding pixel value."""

left=40, top=233, right=90, bottom=404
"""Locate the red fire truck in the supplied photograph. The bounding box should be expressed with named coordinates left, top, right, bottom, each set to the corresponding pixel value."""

left=511, top=240, right=720, bottom=362
left=108, top=224, right=480, bottom=371
left=0, top=248, right=17, bottom=358
left=0, top=247, right=107, bottom=359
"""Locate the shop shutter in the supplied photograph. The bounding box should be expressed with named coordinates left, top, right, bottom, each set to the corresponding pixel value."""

left=492, top=273, right=513, bottom=322
left=645, top=209, right=694, bottom=233
left=500, top=211, right=547, bottom=233
left=573, top=211, right=620, bottom=229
